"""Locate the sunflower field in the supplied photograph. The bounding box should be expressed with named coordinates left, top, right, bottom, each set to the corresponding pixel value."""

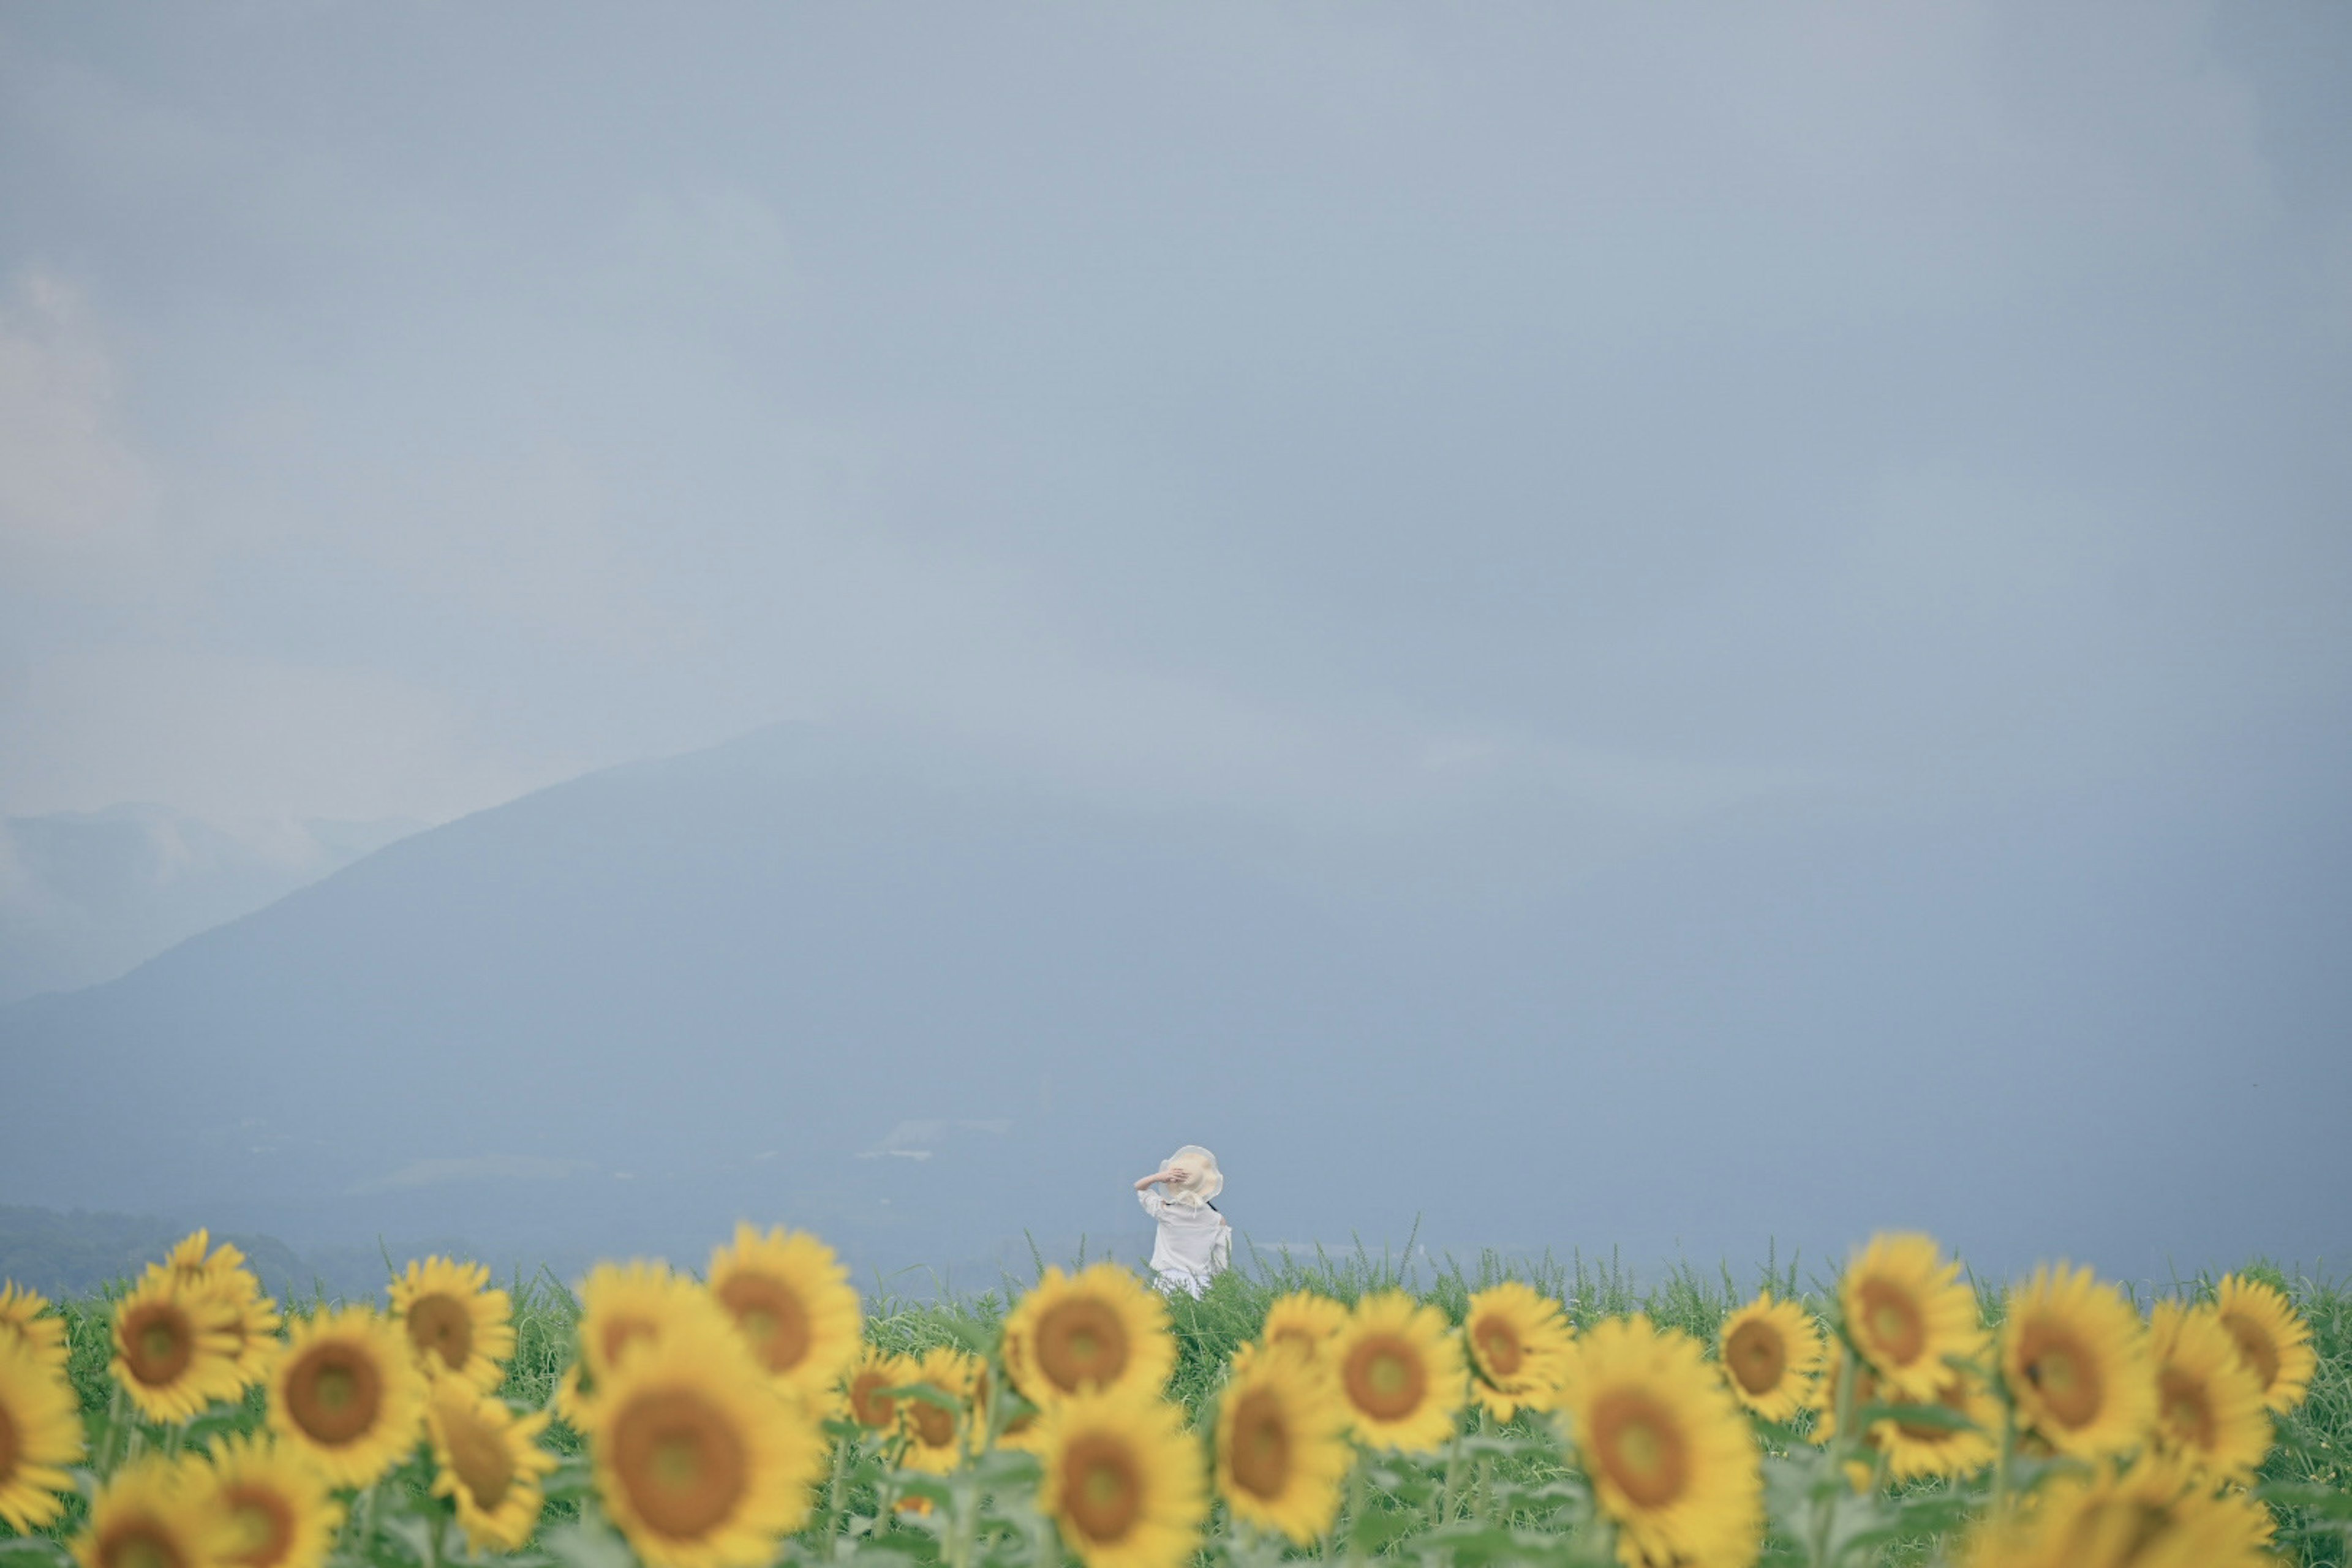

left=3, top=1229, right=2348, bottom=1568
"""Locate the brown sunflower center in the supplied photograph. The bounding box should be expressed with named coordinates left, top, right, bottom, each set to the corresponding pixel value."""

left=851, top=1363, right=894, bottom=1429
left=2219, top=1313, right=2280, bottom=1390
left=1854, top=1283, right=1926, bottom=1367
left=1588, top=1390, right=1689, bottom=1509
left=445, top=1406, right=517, bottom=1510
left=1342, top=1335, right=1427, bottom=1422
left=846, top=1371, right=898, bottom=1429
left=1474, top=1317, right=1525, bottom=1378
left=223, top=1485, right=296, bottom=1568
left=407, top=1294, right=476, bottom=1373
left=0, top=1402, right=20, bottom=1481
left=120, top=1303, right=195, bottom=1387
left=1226, top=1388, right=1292, bottom=1499
left=609, top=1388, right=748, bottom=1539
left=1724, top=1319, right=1787, bottom=1396
left=600, top=1317, right=659, bottom=1371
left=284, top=1343, right=385, bottom=1446
left=1059, top=1433, right=1144, bottom=1544
left=715, top=1275, right=812, bottom=1376
left=1035, top=1298, right=1130, bottom=1393
left=98, top=1521, right=188, bottom=1568
left=1894, top=1379, right=1969, bottom=1444
left=2157, top=1368, right=2215, bottom=1450
left=2017, top=1324, right=2103, bottom=1429
left=909, top=1389, right=957, bottom=1449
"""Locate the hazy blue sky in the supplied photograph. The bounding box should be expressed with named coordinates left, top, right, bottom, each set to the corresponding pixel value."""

left=3, top=5, right=2350, bottom=1276
left=7, top=2, right=2346, bottom=832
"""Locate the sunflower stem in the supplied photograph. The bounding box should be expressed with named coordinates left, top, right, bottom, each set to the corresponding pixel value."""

left=1808, top=1341, right=1863, bottom=1568
left=97, top=1384, right=130, bottom=1475
left=426, top=1501, right=447, bottom=1568
left=817, top=1434, right=849, bottom=1560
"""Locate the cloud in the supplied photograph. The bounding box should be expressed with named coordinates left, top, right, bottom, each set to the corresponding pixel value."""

left=0, top=273, right=162, bottom=601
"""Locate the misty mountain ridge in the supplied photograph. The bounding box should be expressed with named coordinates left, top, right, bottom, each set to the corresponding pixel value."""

left=0, top=805, right=421, bottom=1005
left=3, top=720, right=2345, bottom=1286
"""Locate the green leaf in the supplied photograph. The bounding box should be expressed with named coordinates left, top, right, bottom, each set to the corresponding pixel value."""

left=542, top=1518, right=636, bottom=1568
left=0, top=1540, right=74, bottom=1568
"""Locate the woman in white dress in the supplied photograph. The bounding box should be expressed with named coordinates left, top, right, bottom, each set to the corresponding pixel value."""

left=1131, top=1144, right=1231, bottom=1298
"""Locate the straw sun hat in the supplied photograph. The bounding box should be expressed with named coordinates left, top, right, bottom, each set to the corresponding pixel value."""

left=1164, top=1145, right=1224, bottom=1204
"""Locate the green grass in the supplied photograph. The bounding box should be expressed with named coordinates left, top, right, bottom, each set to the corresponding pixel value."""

left=34, top=1246, right=2352, bottom=1564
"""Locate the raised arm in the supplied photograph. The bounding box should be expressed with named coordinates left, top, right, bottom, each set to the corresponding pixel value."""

left=1132, top=1168, right=1180, bottom=1191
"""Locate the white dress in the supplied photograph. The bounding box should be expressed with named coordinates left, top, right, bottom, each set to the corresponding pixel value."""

left=1138, top=1189, right=1231, bottom=1297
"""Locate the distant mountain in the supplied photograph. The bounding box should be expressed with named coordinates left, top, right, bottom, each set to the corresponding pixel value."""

left=3, top=722, right=2346, bottom=1283
left=0, top=805, right=420, bottom=1005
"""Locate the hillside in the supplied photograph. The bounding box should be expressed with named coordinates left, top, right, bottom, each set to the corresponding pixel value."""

left=3, top=720, right=2346, bottom=1281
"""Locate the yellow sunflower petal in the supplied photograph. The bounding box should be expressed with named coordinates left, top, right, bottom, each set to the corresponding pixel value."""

left=2211, top=1273, right=2317, bottom=1415
left=1257, top=1293, right=1349, bottom=1370
left=391, top=1257, right=516, bottom=1393
left=1812, top=1341, right=1999, bottom=1482
left=576, top=1261, right=734, bottom=1392
left=266, top=1305, right=429, bottom=1488
left=1329, top=1291, right=1466, bottom=1455
left=1464, top=1281, right=1576, bottom=1422
left=72, top=1455, right=239, bottom=1568
left=1997, top=1263, right=2154, bottom=1460
left=0, top=1281, right=70, bottom=1371
left=426, top=1379, right=559, bottom=1552
left=1837, top=1233, right=1985, bottom=1403
left=706, top=1224, right=862, bottom=1400
left=1, top=1336, right=85, bottom=1534
left=2147, top=1301, right=2271, bottom=1481
left=1002, top=1265, right=1176, bottom=1407
left=586, top=1319, right=826, bottom=1568
left=834, top=1345, right=920, bottom=1436
left=1714, top=1291, right=1823, bottom=1424
left=1556, top=1314, right=1762, bottom=1568
left=1036, top=1389, right=1207, bottom=1568
left=1214, top=1341, right=1352, bottom=1544
left=197, top=1434, right=344, bottom=1568
left=111, top=1270, right=249, bottom=1423
left=1958, top=1453, right=2274, bottom=1568
left=899, top=1346, right=986, bottom=1474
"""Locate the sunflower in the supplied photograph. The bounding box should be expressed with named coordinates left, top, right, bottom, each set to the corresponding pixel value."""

left=1214, top=1341, right=1351, bottom=1544
left=390, top=1257, right=516, bottom=1392
left=1328, top=1291, right=1465, bottom=1454
left=1811, top=1342, right=1997, bottom=1482
left=72, top=1455, right=237, bottom=1568
left=900, top=1346, right=985, bottom=1473
left=586, top=1319, right=825, bottom=1568
left=425, top=1379, right=558, bottom=1551
left=2146, top=1301, right=2269, bottom=1481
left=1997, top=1263, right=2154, bottom=1460
left=1462, top=1282, right=1575, bottom=1422
left=1, top=1337, right=84, bottom=1532
left=0, top=1280, right=69, bottom=1370
left=111, top=1269, right=249, bottom=1422
left=1958, top=1455, right=2274, bottom=1568
left=1036, top=1388, right=1207, bottom=1568
left=706, top=1224, right=862, bottom=1400
left=266, top=1305, right=429, bottom=1488
left=577, top=1261, right=733, bottom=1389
left=1258, top=1293, right=1349, bottom=1368
left=837, top=1346, right=920, bottom=1438
left=161, top=1230, right=244, bottom=1284
left=1837, top=1234, right=1984, bottom=1403
left=1556, top=1314, right=1762, bottom=1568
left=1714, top=1292, right=1822, bottom=1424
left=1003, top=1265, right=1176, bottom=1406
left=196, top=1434, right=342, bottom=1568
left=2211, top=1273, right=2317, bottom=1415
